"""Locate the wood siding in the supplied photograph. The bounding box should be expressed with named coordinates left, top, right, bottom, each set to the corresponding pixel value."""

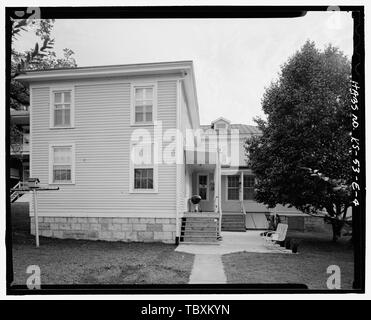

left=30, top=79, right=178, bottom=218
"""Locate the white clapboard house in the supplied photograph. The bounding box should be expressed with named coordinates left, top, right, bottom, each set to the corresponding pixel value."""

left=16, top=61, right=302, bottom=244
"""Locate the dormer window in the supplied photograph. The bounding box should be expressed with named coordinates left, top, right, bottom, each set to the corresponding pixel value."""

left=215, top=123, right=226, bottom=130
left=212, top=117, right=230, bottom=132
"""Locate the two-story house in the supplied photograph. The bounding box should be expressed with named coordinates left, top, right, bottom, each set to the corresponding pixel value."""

left=16, top=61, right=302, bottom=244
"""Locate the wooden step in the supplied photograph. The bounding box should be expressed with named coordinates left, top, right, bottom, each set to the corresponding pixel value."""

left=182, top=231, right=218, bottom=236
left=183, top=226, right=217, bottom=232
left=183, top=237, right=218, bottom=243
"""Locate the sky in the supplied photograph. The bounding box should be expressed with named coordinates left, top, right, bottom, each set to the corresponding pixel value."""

left=13, top=11, right=353, bottom=126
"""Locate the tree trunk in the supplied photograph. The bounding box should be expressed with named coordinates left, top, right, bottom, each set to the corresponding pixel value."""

left=331, top=219, right=344, bottom=242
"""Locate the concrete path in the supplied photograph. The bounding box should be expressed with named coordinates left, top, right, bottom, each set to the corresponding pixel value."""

left=189, top=254, right=227, bottom=284
left=176, top=231, right=293, bottom=255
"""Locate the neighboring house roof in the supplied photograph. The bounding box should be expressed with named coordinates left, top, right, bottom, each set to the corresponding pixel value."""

left=200, top=123, right=261, bottom=135
left=211, top=116, right=231, bottom=125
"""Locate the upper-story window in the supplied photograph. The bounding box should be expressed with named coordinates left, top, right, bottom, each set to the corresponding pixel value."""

left=131, top=84, right=156, bottom=125
left=50, top=87, right=74, bottom=128
left=215, top=123, right=226, bottom=130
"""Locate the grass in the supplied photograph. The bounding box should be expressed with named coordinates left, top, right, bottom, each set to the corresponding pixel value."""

left=11, top=232, right=194, bottom=285
left=222, top=231, right=354, bottom=289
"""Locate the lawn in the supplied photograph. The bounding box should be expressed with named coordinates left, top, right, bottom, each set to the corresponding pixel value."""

left=11, top=232, right=194, bottom=285
left=222, top=231, right=354, bottom=289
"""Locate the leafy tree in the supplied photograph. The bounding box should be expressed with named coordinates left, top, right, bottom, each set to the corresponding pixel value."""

left=245, top=41, right=352, bottom=242
left=10, top=18, right=77, bottom=154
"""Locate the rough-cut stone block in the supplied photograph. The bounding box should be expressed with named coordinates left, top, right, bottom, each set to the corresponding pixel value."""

left=163, top=224, right=176, bottom=232
left=138, top=231, right=154, bottom=241
left=125, top=232, right=138, bottom=241
left=71, top=223, right=81, bottom=230
left=147, top=223, right=163, bottom=232
left=156, top=218, right=169, bottom=224
left=59, top=223, right=71, bottom=230
left=108, top=223, right=121, bottom=231
left=112, top=231, right=125, bottom=239
left=112, top=218, right=127, bottom=224
left=89, top=224, right=101, bottom=231
left=101, top=223, right=109, bottom=231
left=121, top=224, right=133, bottom=231
left=129, top=218, right=140, bottom=223
left=40, top=230, right=52, bottom=237
left=39, top=222, right=50, bottom=229
left=98, top=217, right=112, bottom=224
left=77, top=217, right=88, bottom=223
left=55, top=217, right=67, bottom=223
left=140, top=218, right=156, bottom=224
left=52, top=230, right=63, bottom=238
left=88, top=217, right=99, bottom=223
left=64, top=231, right=86, bottom=239
left=80, top=223, right=90, bottom=230
left=132, top=224, right=146, bottom=231
left=87, top=231, right=99, bottom=239
left=44, top=217, right=54, bottom=223
left=50, top=223, right=59, bottom=230
left=99, top=231, right=112, bottom=239
left=154, top=232, right=167, bottom=240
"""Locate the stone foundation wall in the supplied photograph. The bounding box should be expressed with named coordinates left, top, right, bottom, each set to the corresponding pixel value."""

left=30, top=217, right=176, bottom=243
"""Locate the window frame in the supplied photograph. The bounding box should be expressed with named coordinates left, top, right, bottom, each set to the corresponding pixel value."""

left=49, top=143, right=76, bottom=185
left=226, top=175, right=240, bottom=201
left=130, top=82, right=157, bottom=126
left=197, top=173, right=209, bottom=201
left=243, top=175, right=255, bottom=200
left=129, top=141, right=158, bottom=193
left=50, top=86, right=75, bottom=129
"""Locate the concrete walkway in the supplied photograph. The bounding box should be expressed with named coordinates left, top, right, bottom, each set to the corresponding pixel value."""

left=189, top=254, right=227, bottom=284
left=178, top=231, right=292, bottom=284
left=176, top=231, right=293, bottom=255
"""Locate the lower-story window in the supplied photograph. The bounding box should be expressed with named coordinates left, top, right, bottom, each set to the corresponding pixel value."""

left=243, top=175, right=255, bottom=200
left=49, top=143, right=75, bottom=184
left=134, top=168, right=154, bottom=189
left=227, top=175, right=240, bottom=200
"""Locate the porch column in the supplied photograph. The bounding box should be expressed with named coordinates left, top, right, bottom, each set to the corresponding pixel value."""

left=217, top=148, right=222, bottom=236
left=240, top=171, right=244, bottom=202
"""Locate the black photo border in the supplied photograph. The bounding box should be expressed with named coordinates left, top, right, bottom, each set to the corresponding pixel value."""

left=5, top=5, right=365, bottom=295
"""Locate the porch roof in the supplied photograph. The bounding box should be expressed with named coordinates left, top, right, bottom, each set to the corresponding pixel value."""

left=184, top=148, right=218, bottom=166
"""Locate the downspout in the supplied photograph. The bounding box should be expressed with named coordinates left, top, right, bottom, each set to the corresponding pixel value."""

left=175, top=79, right=182, bottom=245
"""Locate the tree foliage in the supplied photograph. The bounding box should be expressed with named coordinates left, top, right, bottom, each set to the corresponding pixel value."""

left=10, top=18, right=77, bottom=154
left=11, top=18, right=77, bottom=109
left=245, top=41, right=352, bottom=241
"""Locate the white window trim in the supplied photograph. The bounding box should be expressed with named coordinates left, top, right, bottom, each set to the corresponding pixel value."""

left=50, top=86, right=75, bottom=129
left=197, top=173, right=209, bottom=201
left=243, top=174, right=255, bottom=201
left=49, top=142, right=76, bottom=185
left=130, top=82, right=157, bottom=126
left=129, top=142, right=158, bottom=193
left=226, top=174, right=240, bottom=201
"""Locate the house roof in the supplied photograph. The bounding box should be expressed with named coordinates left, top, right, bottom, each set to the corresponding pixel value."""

left=200, top=123, right=261, bottom=135
left=15, top=60, right=195, bottom=82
